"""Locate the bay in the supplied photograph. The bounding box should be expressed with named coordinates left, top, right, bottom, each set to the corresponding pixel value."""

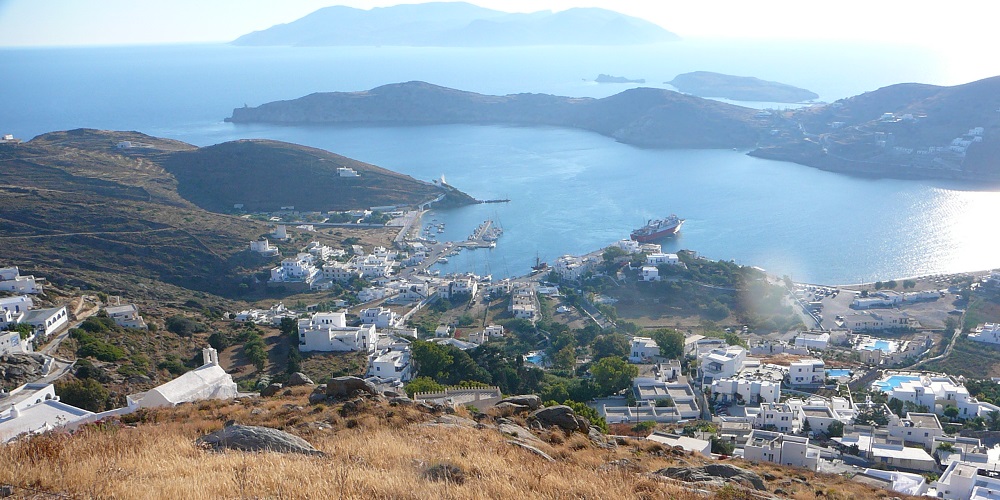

left=1, top=41, right=999, bottom=284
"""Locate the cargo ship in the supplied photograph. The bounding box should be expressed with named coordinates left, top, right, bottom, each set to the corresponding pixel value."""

left=630, top=215, right=684, bottom=242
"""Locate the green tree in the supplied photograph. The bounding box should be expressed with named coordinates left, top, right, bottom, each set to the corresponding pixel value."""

left=651, top=328, right=685, bottom=359
left=989, top=410, right=1000, bottom=431
left=602, top=246, right=627, bottom=263
left=943, top=406, right=960, bottom=421
left=56, top=378, right=110, bottom=412
left=207, top=331, right=230, bottom=352
left=827, top=420, right=844, bottom=437
left=552, top=345, right=576, bottom=371
left=591, top=334, right=628, bottom=361
left=411, top=340, right=454, bottom=380
left=590, top=356, right=638, bottom=396
left=903, top=279, right=917, bottom=289
left=279, top=317, right=298, bottom=337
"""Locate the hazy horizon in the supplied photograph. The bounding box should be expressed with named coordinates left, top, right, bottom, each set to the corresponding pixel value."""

left=0, top=0, right=996, bottom=53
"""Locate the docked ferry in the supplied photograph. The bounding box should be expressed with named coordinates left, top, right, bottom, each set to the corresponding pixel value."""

left=630, top=215, right=684, bottom=242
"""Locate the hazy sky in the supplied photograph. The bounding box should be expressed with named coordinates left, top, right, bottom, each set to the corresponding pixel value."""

left=0, top=0, right=992, bottom=49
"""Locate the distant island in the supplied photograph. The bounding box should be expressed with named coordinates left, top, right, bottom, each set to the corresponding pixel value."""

left=227, top=77, right=1000, bottom=182
left=668, top=71, right=818, bottom=103
left=595, top=74, right=645, bottom=84
left=231, top=2, right=679, bottom=47
left=226, top=81, right=761, bottom=149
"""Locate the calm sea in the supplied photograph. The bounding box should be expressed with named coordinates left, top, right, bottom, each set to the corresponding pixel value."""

left=2, top=40, right=999, bottom=283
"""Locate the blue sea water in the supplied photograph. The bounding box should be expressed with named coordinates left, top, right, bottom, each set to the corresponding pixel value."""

left=2, top=41, right=1000, bottom=282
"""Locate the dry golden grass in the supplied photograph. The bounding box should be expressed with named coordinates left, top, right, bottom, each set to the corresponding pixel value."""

left=1, top=388, right=918, bottom=499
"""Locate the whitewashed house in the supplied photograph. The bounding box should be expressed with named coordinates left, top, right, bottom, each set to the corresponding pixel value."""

left=298, top=312, right=377, bottom=353
left=711, top=378, right=780, bottom=404
left=646, top=431, right=711, bottom=457
left=646, top=253, right=679, bottom=266
left=698, top=345, right=748, bottom=385
left=629, top=336, right=660, bottom=363
left=744, top=430, right=819, bottom=471
left=933, top=462, right=1000, bottom=499
left=640, top=266, right=660, bottom=282
left=788, top=359, right=825, bottom=387
left=794, top=331, right=830, bottom=350
left=0, top=267, right=43, bottom=294
left=0, top=295, right=33, bottom=315
left=0, top=330, right=30, bottom=355
left=22, top=306, right=68, bottom=338
left=359, top=307, right=399, bottom=329
left=0, top=383, right=94, bottom=443
left=750, top=402, right=797, bottom=433
left=104, top=303, right=147, bottom=329
left=367, top=344, right=412, bottom=382
left=249, top=239, right=280, bottom=257
left=888, top=412, right=942, bottom=451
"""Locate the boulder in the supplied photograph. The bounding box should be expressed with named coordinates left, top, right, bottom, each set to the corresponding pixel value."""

left=389, top=396, right=414, bottom=406
left=507, top=440, right=554, bottom=462
left=498, top=419, right=543, bottom=444
left=654, top=464, right=766, bottom=491
left=424, top=463, right=465, bottom=484
left=197, top=424, right=325, bottom=456
left=308, top=391, right=327, bottom=404
left=326, top=376, right=378, bottom=399
left=497, top=395, right=541, bottom=410
left=259, top=383, right=283, bottom=397
left=287, top=372, right=314, bottom=386
left=529, top=405, right=582, bottom=432
left=493, top=402, right=529, bottom=417
left=382, top=390, right=403, bottom=398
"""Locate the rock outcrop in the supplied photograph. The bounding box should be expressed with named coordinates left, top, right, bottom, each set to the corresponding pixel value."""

left=259, top=383, right=283, bottom=397
left=326, top=376, right=379, bottom=399
left=654, top=464, right=767, bottom=491
left=529, top=405, right=589, bottom=433
left=197, top=424, right=325, bottom=456
left=497, top=395, right=541, bottom=410
left=0, top=354, right=47, bottom=387
left=286, top=372, right=314, bottom=386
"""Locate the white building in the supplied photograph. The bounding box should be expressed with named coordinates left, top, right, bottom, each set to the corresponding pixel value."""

left=358, top=286, right=397, bottom=303
left=270, top=253, right=319, bottom=284
left=699, top=345, right=748, bottom=385
left=367, top=346, right=412, bottom=382
left=0, top=267, right=43, bottom=294
left=646, top=253, right=679, bottom=266
left=788, top=359, right=825, bottom=387
left=249, top=239, right=280, bottom=257
left=751, top=402, right=797, bottom=433
left=856, top=469, right=928, bottom=497
left=629, top=336, right=659, bottom=363
left=104, top=303, right=147, bottom=330
left=0, top=295, right=33, bottom=315
left=128, top=348, right=237, bottom=409
left=509, top=283, right=537, bottom=321
left=933, top=462, right=1000, bottom=500
left=639, top=266, right=660, bottom=282
left=875, top=373, right=987, bottom=419
left=322, top=262, right=363, bottom=283
left=359, top=307, right=399, bottom=329
left=843, top=310, right=914, bottom=331
left=888, top=412, right=942, bottom=451
left=970, top=323, right=1000, bottom=345
left=0, top=329, right=30, bottom=355
left=0, top=383, right=94, bottom=443
left=794, top=331, right=830, bottom=350
left=22, top=306, right=68, bottom=338
left=337, top=166, right=360, bottom=177
left=711, top=378, right=780, bottom=405
left=869, top=442, right=937, bottom=472
left=613, top=239, right=640, bottom=254
left=552, top=254, right=596, bottom=281
left=297, top=312, right=377, bottom=353
left=744, top=430, right=819, bottom=471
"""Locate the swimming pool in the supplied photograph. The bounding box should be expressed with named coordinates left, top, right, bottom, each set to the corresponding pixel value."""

left=861, top=340, right=893, bottom=351
left=872, top=375, right=920, bottom=392
left=826, top=369, right=852, bottom=378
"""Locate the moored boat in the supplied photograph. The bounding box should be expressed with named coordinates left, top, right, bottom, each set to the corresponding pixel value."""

left=630, top=214, right=684, bottom=242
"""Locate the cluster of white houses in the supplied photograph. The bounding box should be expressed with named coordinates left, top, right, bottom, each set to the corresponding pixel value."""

left=0, top=295, right=68, bottom=355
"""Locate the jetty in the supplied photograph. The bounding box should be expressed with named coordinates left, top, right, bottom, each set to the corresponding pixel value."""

left=457, top=219, right=502, bottom=249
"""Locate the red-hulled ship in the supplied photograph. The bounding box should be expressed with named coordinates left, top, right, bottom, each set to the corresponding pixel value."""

left=630, top=215, right=684, bottom=242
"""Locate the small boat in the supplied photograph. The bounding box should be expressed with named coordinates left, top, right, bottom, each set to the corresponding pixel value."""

left=437, top=257, right=449, bottom=263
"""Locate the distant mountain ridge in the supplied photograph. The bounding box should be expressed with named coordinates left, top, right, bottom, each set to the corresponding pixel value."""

left=232, top=2, right=679, bottom=47
left=227, top=81, right=762, bottom=149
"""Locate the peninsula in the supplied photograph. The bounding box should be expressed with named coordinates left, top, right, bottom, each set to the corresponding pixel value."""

left=595, top=74, right=645, bottom=84
left=226, top=81, right=762, bottom=149
left=668, top=71, right=818, bottom=103
left=227, top=77, right=1000, bottom=182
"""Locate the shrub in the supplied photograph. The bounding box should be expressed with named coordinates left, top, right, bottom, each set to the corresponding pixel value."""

left=165, top=315, right=204, bottom=337
left=56, top=378, right=110, bottom=412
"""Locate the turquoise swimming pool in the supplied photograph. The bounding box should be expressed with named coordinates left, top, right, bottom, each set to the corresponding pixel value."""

left=872, top=375, right=920, bottom=392
left=826, top=369, right=852, bottom=377
left=861, top=340, right=893, bottom=351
